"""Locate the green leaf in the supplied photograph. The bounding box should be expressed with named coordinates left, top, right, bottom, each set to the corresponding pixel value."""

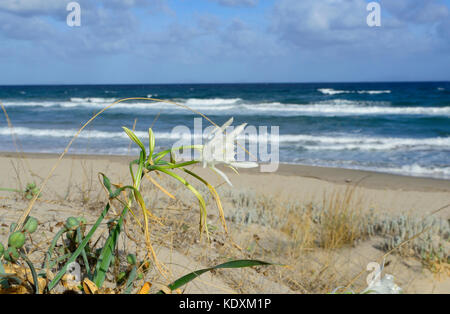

left=148, top=128, right=155, bottom=158
left=0, top=272, right=22, bottom=286
left=180, top=168, right=228, bottom=233
left=152, top=145, right=203, bottom=163
left=147, top=161, right=198, bottom=171
left=0, top=187, right=21, bottom=193
left=0, top=262, right=10, bottom=289
left=109, top=185, right=134, bottom=199
left=102, top=175, right=112, bottom=193
left=20, top=251, right=40, bottom=294
left=123, top=127, right=146, bottom=157
left=158, top=260, right=275, bottom=293
left=123, top=266, right=138, bottom=294
left=93, top=205, right=128, bottom=288
left=100, top=173, right=135, bottom=199
left=76, top=227, right=92, bottom=280
left=43, top=228, right=67, bottom=271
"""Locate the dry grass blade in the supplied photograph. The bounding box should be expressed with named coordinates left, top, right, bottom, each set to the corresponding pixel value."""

left=144, top=172, right=176, bottom=199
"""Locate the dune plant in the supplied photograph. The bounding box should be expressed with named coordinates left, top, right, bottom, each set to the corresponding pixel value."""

left=0, top=118, right=274, bottom=294
left=0, top=182, right=41, bottom=200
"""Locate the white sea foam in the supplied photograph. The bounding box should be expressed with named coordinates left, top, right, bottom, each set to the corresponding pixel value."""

left=3, top=98, right=450, bottom=117
left=0, top=127, right=211, bottom=141
left=241, top=102, right=450, bottom=116
left=1, top=127, right=449, bottom=151
left=289, top=160, right=450, bottom=179
left=318, top=88, right=350, bottom=95
left=272, top=134, right=450, bottom=152
left=357, top=90, right=391, bottom=94
left=375, top=164, right=450, bottom=178
left=183, top=98, right=242, bottom=106
left=318, top=88, right=391, bottom=95
left=70, top=97, right=117, bottom=103
left=0, top=127, right=130, bottom=139
left=3, top=97, right=240, bottom=110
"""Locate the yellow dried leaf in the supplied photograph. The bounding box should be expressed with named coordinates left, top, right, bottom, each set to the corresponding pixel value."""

left=24, top=271, right=48, bottom=292
left=145, top=173, right=176, bottom=199
left=82, top=278, right=98, bottom=294
left=3, top=264, right=28, bottom=283
left=61, top=274, right=80, bottom=291
left=138, top=282, right=151, bottom=294
left=1, top=264, right=47, bottom=294
left=37, top=277, right=47, bottom=293
left=0, top=285, right=30, bottom=294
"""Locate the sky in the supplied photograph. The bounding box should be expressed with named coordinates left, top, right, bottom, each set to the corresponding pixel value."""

left=0, top=0, right=449, bottom=85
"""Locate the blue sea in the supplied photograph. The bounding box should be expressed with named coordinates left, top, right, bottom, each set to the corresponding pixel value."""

left=0, top=82, right=449, bottom=179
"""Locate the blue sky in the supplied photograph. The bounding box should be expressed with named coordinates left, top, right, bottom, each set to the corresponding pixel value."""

left=0, top=0, right=449, bottom=84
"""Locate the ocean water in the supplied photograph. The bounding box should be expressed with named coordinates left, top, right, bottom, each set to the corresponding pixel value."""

left=0, top=82, right=449, bottom=179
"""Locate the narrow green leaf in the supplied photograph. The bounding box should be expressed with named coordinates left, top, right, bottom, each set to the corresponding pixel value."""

left=152, top=145, right=203, bottom=163
left=123, top=266, right=138, bottom=294
left=0, top=187, right=22, bottom=193
left=93, top=205, right=128, bottom=288
left=148, top=128, right=155, bottom=158
left=102, top=175, right=112, bottom=193
left=20, top=251, right=40, bottom=294
left=181, top=168, right=228, bottom=234
left=123, top=127, right=146, bottom=157
left=158, top=260, right=274, bottom=293
left=43, top=228, right=67, bottom=271
left=0, top=262, right=10, bottom=289
left=76, top=227, right=92, bottom=280
left=0, top=272, right=22, bottom=286
left=109, top=185, right=134, bottom=199
left=147, top=161, right=198, bottom=171
left=39, top=253, right=71, bottom=276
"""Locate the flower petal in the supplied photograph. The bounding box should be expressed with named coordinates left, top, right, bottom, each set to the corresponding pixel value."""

left=227, top=123, right=247, bottom=140
left=210, top=166, right=233, bottom=186
left=229, top=161, right=258, bottom=168
left=208, top=118, right=234, bottom=138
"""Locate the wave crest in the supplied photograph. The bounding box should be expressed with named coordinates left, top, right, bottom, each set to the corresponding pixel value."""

left=318, top=88, right=391, bottom=95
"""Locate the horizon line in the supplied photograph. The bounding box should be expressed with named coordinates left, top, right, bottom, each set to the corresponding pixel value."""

left=1, top=80, right=449, bottom=87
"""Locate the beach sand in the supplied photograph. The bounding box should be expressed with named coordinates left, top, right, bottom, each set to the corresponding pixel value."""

left=0, top=152, right=449, bottom=293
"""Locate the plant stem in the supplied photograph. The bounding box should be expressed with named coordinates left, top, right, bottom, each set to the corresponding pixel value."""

left=20, top=251, right=40, bottom=294
left=77, top=227, right=92, bottom=279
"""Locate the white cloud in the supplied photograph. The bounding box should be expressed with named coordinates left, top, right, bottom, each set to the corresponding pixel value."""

left=0, top=0, right=67, bottom=16
left=269, top=0, right=449, bottom=55
left=382, top=0, right=449, bottom=23
left=271, top=0, right=371, bottom=47
left=209, top=0, right=258, bottom=7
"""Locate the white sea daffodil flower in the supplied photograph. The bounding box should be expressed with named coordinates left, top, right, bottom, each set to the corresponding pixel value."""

left=199, top=118, right=258, bottom=186
left=363, top=273, right=402, bottom=294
